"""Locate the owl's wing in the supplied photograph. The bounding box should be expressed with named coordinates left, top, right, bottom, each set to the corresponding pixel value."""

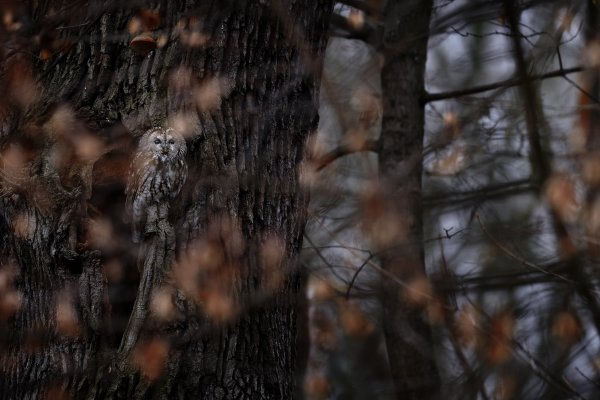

left=125, top=152, right=153, bottom=218
left=126, top=154, right=157, bottom=243
left=171, top=159, right=188, bottom=198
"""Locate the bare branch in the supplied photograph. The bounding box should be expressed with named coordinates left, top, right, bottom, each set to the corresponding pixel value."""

left=476, top=214, right=574, bottom=283
left=424, top=179, right=534, bottom=208
left=314, top=138, right=379, bottom=171
left=424, top=66, right=584, bottom=103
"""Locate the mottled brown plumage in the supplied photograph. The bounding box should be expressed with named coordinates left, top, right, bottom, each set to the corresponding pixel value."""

left=126, top=127, right=187, bottom=242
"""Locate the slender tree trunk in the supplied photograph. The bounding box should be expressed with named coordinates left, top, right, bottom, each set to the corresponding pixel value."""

left=583, top=0, right=600, bottom=254
left=0, top=1, right=333, bottom=399
left=377, top=1, right=440, bottom=399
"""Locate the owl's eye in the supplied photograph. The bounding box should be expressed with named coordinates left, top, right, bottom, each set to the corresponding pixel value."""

left=169, top=139, right=175, bottom=144
left=154, top=138, right=161, bottom=144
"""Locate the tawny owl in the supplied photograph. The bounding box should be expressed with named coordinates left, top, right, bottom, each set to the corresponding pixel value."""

left=126, top=127, right=187, bottom=242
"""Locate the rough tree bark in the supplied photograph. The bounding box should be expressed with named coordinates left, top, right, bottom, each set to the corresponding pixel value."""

left=377, top=1, right=440, bottom=399
left=0, top=1, right=333, bottom=399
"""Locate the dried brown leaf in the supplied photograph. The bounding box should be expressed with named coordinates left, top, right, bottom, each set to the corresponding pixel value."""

left=339, top=301, right=374, bottom=337
left=545, top=172, right=579, bottom=223
left=56, top=296, right=81, bottom=338
left=0, top=290, right=22, bottom=321
left=552, top=311, right=582, bottom=345
left=151, top=287, right=176, bottom=321
left=132, top=338, right=169, bottom=381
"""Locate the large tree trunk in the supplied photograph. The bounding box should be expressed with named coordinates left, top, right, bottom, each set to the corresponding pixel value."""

left=377, top=1, right=440, bottom=399
left=0, top=1, right=333, bottom=399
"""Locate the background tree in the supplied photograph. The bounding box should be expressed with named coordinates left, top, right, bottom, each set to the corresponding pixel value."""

left=303, top=1, right=440, bottom=399
left=422, top=0, right=600, bottom=398
left=305, top=0, right=600, bottom=399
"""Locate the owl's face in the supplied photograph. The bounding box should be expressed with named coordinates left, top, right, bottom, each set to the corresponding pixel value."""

left=141, top=127, right=186, bottom=163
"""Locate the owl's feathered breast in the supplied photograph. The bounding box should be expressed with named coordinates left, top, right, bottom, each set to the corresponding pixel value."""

left=125, top=150, right=187, bottom=211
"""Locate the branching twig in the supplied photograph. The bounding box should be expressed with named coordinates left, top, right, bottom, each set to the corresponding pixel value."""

left=424, top=66, right=583, bottom=103
left=463, top=296, right=586, bottom=400
left=439, top=243, right=490, bottom=400
left=314, top=138, right=379, bottom=171
left=476, top=214, right=574, bottom=283
left=424, top=179, right=533, bottom=208
left=345, top=253, right=375, bottom=299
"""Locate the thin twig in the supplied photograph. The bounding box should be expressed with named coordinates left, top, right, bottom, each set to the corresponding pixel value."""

left=314, top=139, right=379, bottom=171
left=305, top=221, right=439, bottom=304
left=476, top=214, right=574, bottom=284
left=424, top=66, right=584, bottom=103
left=511, top=339, right=586, bottom=400
left=463, top=296, right=586, bottom=400
left=439, top=246, right=490, bottom=400
left=424, top=179, right=533, bottom=208
left=345, top=253, right=375, bottom=299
